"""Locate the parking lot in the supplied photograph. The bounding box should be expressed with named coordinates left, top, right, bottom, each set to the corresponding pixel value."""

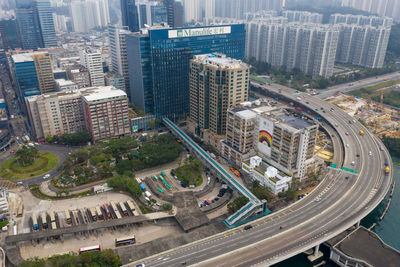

left=19, top=222, right=181, bottom=259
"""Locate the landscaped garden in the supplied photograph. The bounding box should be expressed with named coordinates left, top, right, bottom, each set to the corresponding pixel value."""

left=0, top=146, right=59, bottom=180
left=55, top=134, right=183, bottom=188
left=174, top=156, right=203, bottom=187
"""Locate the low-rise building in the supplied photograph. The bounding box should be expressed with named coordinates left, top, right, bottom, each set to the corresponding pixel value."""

left=242, top=156, right=292, bottom=194
left=105, top=72, right=125, bottom=91
left=66, top=64, right=91, bottom=89
left=55, top=79, right=78, bottom=91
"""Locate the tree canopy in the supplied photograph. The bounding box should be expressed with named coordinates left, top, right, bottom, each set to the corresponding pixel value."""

left=16, top=145, right=39, bottom=166
left=107, top=173, right=142, bottom=198
left=20, top=249, right=122, bottom=267
left=227, top=196, right=249, bottom=214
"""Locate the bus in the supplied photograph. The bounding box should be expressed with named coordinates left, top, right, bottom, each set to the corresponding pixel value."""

left=153, top=175, right=158, bottom=181
left=103, top=204, right=111, bottom=219
left=158, top=188, right=164, bottom=193
left=115, top=235, right=136, bottom=247
left=110, top=201, right=118, bottom=213
left=96, top=206, right=104, bottom=220
left=115, top=209, right=122, bottom=219
left=119, top=202, right=128, bottom=216
left=65, top=210, right=71, bottom=224
left=41, top=213, right=48, bottom=229
left=32, top=216, right=38, bottom=230
left=17, top=203, right=23, bottom=217
left=78, top=245, right=101, bottom=254
left=161, top=171, right=166, bottom=176
left=89, top=207, right=97, bottom=221
left=166, top=183, right=172, bottom=190
left=49, top=211, right=56, bottom=223
left=160, top=176, right=165, bottom=182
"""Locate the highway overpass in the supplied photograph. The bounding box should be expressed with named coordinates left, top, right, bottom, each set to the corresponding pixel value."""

left=127, top=84, right=392, bottom=267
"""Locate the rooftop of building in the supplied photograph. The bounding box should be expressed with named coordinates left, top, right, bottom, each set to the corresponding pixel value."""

left=192, top=54, right=247, bottom=69
left=55, top=79, right=76, bottom=86
left=332, top=226, right=400, bottom=267
left=81, top=86, right=127, bottom=102
left=278, top=113, right=313, bottom=130
left=11, top=52, right=48, bottom=63
left=243, top=156, right=290, bottom=183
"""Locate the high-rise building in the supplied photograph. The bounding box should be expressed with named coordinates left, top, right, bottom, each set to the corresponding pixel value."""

left=66, top=64, right=91, bottom=89
left=245, top=21, right=339, bottom=78
left=330, top=14, right=392, bottom=68
left=32, top=53, right=56, bottom=94
left=189, top=54, right=249, bottom=137
left=25, top=86, right=130, bottom=141
left=79, top=48, right=105, bottom=87
left=0, top=19, right=22, bottom=50
left=126, top=24, right=246, bottom=117
left=163, top=0, right=183, bottom=27
left=221, top=105, right=257, bottom=166
left=213, top=0, right=283, bottom=20
left=341, top=0, right=400, bottom=22
left=81, top=86, right=131, bottom=141
left=137, top=1, right=168, bottom=28
left=70, top=0, right=110, bottom=32
left=16, top=0, right=57, bottom=49
left=108, top=24, right=130, bottom=93
left=16, top=7, right=42, bottom=49
left=11, top=52, right=56, bottom=103
left=256, top=109, right=318, bottom=180
left=282, top=10, right=323, bottom=24
left=34, top=0, right=57, bottom=47
left=25, top=89, right=86, bottom=138
left=121, top=0, right=139, bottom=32
left=183, top=0, right=202, bottom=23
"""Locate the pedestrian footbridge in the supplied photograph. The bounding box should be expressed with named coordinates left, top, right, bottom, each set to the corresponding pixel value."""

left=163, top=118, right=268, bottom=226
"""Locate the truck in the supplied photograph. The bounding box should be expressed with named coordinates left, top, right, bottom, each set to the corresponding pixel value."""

left=140, top=184, right=146, bottom=191
left=204, top=199, right=212, bottom=206
left=359, top=130, right=364, bottom=136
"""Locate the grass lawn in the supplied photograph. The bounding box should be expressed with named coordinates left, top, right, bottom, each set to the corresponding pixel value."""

left=349, top=79, right=400, bottom=97
left=175, top=159, right=203, bottom=186
left=0, top=152, right=59, bottom=180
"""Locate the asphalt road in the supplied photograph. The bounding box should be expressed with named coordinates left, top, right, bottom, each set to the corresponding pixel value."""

left=317, top=71, right=400, bottom=99
left=125, top=83, right=392, bottom=267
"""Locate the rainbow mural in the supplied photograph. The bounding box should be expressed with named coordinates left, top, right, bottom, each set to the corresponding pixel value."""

left=259, top=130, right=273, bottom=148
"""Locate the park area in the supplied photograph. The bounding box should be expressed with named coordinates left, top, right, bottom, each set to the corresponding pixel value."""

left=0, top=146, right=58, bottom=180
left=54, top=134, right=183, bottom=188
left=174, top=156, right=203, bottom=187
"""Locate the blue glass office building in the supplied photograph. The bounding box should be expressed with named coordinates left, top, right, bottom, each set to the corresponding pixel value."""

left=34, top=0, right=57, bottom=47
left=126, top=24, right=245, bottom=117
left=11, top=54, right=40, bottom=103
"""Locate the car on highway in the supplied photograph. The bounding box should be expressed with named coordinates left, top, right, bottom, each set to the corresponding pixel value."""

left=135, top=264, right=145, bottom=267
left=244, top=225, right=253, bottom=230
left=346, top=144, right=350, bottom=147
left=43, top=174, right=50, bottom=180
left=356, top=154, right=360, bottom=157
left=315, top=197, right=321, bottom=202
left=351, top=161, right=355, bottom=166
left=380, top=146, right=384, bottom=151
left=345, top=132, right=349, bottom=136
left=345, top=176, right=349, bottom=180
left=369, top=151, right=372, bottom=156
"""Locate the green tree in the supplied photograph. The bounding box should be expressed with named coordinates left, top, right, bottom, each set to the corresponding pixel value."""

left=45, top=135, right=53, bottom=143
left=161, top=203, right=172, bottom=211
left=107, top=173, right=142, bottom=198
left=227, top=196, right=249, bottom=214
left=15, top=145, right=39, bottom=166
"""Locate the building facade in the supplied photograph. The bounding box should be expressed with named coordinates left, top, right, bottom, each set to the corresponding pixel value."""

left=163, top=0, right=183, bottom=27
left=221, top=105, right=257, bottom=166
left=189, top=54, right=249, bottom=137
left=82, top=86, right=131, bottom=141
left=257, top=110, right=318, bottom=180
left=126, top=24, right=246, bottom=117
left=32, top=53, right=56, bottom=94
left=108, top=24, right=130, bottom=94
left=70, top=0, right=110, bottom=32
left=282, top=10, right=323, bottom=24
left=80, top=48, right=104, bottom=87
left=25, top=86, right=129, bottom=141
left=0, top=19, right=22, bottom=51
left=11, top=52, right=56, bottom=102
left=55, top=79, right=78, bottom=91
left=120, top=0, right=139, bottom=32
left=245, top=21, right=339, bottom=78
left=242, top=156, right=292, bottom=194
left=105, top=72, right=125, bottom=91
left=66, top=64, right=91, bottom=89
left=34, top=0, right=57, bottom=47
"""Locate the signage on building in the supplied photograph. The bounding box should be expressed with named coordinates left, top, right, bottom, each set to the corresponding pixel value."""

left=132, top=125, right=138, bottom=132
left=257, top=117, right=274, bottom=157
left=168, top=26, right=231, bottom=38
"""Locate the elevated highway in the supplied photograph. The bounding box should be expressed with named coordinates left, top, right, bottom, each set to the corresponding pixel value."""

left=127, top=83, right=392, bottom=267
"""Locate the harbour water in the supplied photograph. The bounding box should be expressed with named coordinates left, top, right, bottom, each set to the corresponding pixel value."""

left=273, top=156, right=400, bottom=266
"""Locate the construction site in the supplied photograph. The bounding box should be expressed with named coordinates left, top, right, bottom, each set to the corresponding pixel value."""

left=326, top=88, right=400, bottom=139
